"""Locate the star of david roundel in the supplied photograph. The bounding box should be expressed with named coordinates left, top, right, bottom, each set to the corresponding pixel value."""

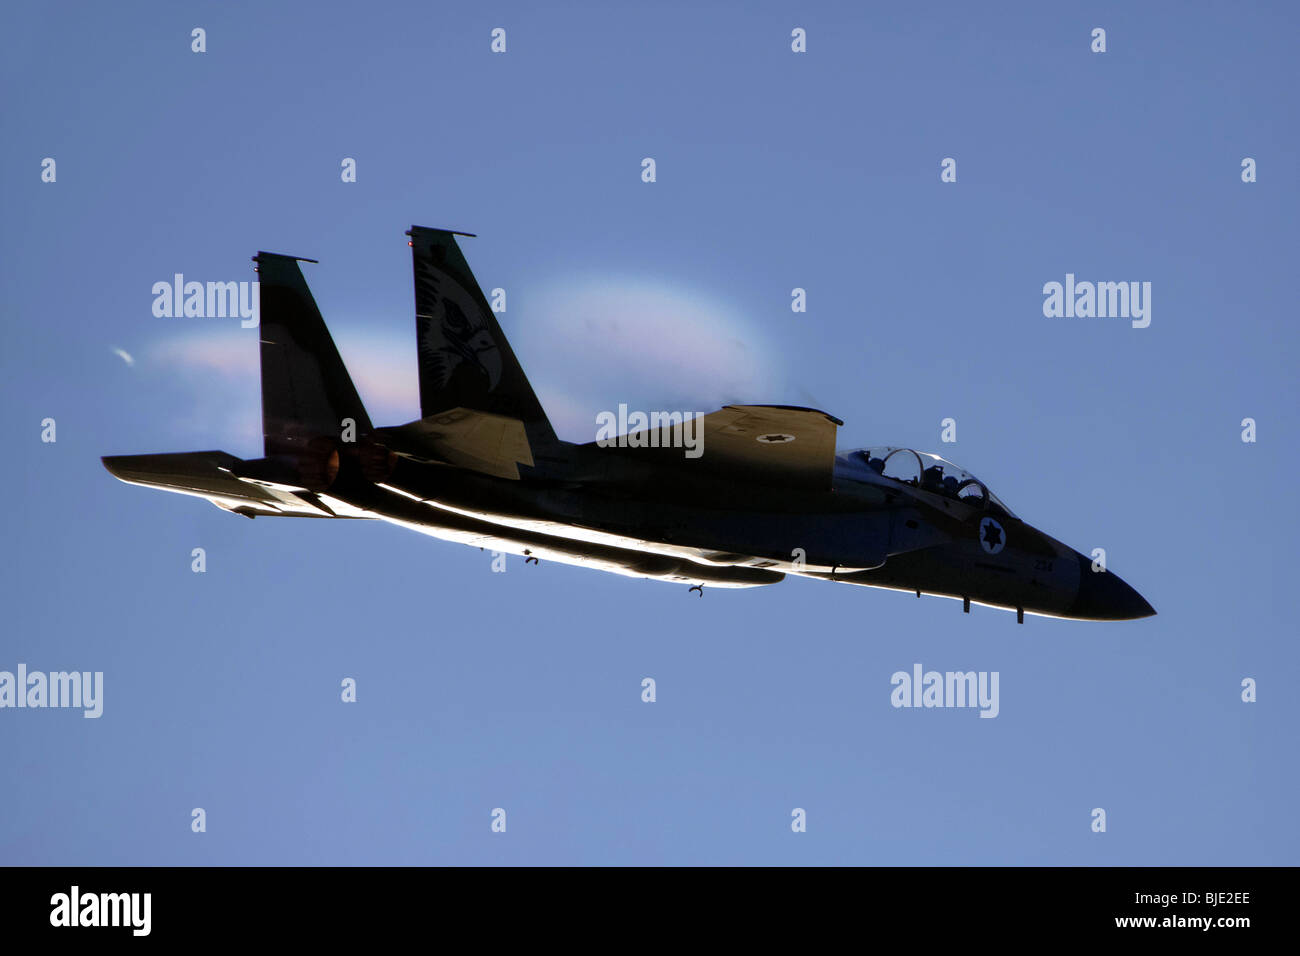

left=979, top=517, right=1006, bottom=555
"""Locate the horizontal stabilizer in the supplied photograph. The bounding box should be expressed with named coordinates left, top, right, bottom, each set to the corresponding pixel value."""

left=101, top=451, right=345, bottom=518
left=377, top=407, right=534, bottom=480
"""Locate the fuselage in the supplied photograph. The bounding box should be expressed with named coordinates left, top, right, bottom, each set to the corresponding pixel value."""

left=287, top=435, right=1154, bottom=622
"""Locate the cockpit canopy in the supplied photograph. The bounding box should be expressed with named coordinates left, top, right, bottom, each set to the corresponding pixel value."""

left=842, top=447, right=1016, bottom=517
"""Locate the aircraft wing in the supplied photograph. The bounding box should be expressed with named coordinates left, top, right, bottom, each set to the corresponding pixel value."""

left=101, top=450, right=343, bottom=518
left=612, top=404, right=843, bottom=491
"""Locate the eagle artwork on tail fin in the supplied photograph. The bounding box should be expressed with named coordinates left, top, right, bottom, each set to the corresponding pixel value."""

left=414, top=252, right=502, bottom=410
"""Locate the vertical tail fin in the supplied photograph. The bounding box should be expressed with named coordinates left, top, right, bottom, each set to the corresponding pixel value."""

left=407, top=226, right=556, bottom=446
left=254, top=252, right=371, bottom=459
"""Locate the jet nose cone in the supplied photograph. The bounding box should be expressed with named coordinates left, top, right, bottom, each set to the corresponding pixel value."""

left=1071, top=553, right=1156, bottom=620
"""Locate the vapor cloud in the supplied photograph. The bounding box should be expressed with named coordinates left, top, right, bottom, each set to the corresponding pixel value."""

left=512, top=277, right=782, bottom=439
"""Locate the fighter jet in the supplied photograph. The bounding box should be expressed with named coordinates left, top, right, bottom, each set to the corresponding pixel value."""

left=103, top=226, right=1155, bottom=622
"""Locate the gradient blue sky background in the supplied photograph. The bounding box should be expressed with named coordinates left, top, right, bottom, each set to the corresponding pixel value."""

left=2, top=1, right=1296, bottom=865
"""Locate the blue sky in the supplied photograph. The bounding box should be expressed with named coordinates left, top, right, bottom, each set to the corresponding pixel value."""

left=1, top=0, right=1296, bottom=864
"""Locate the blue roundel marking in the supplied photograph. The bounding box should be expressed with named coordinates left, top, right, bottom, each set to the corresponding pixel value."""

left=979, top=517, right=1006, bottom=555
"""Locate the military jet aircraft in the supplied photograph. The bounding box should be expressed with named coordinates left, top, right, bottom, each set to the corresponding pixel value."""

left=103, top=226, right=1155, bottom=622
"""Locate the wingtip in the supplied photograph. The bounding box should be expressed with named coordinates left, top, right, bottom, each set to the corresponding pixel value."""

left=101, top=455, right=128, bottom=480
